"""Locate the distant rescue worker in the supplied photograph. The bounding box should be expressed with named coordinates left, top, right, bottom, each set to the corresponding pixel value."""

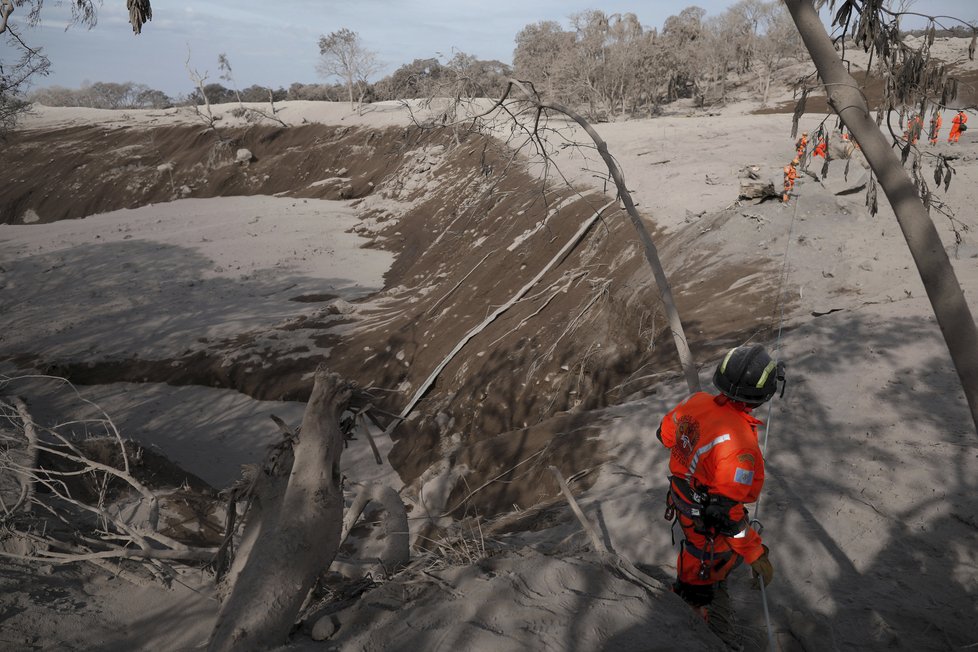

left=794, top=131, right=808, bottom=159
left=841, top=129, right=860, bottom=151
left=659, top=345, right=784, bottom=646
left=949, top=110, right=968, bottom=143
left=929, top=111, right=943, bottom=145
left=905, top=113, right=923, bottom=145
left=782, top=158, right=799, bottom=203
left=812, top=135, right=827, bottom=158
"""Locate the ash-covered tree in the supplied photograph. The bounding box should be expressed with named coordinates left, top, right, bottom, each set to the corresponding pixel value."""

left=317, top=28, right=379, bottom=109
left=600, top=13, right=653, bottom=116
left=373, top=57, right=445, bottom=100
left=751, top=2, right=803, bottom=105
left=565, top=10, right=612, bottom=118
left=287, top=81, right=344, bottom=101
left=0, top=0, right=152, bottom=134
left=513, top=12, right=655, bottom=119
left=700, top=13, right=741, bottom=103
left=512, top=20, right=574, bottom=100
left=29, top=81, right=170, bottom=109
left=440, top=52, right=511, bottom=100
left=660, top=7, right=707, bottom=102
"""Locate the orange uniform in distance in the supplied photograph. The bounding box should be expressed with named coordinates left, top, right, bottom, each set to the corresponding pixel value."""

left=783, top=161, right=798, bottom=202
left=949, top=111, right=968, bottom=143
left=812, top=137, right=827, bottom=158
left=795, top=133, right=808, bottom=159
left=905, top=114, right=923, bottom=144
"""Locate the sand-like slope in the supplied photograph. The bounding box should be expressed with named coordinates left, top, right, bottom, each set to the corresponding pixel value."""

left=2, top=40, right=978, bottom=649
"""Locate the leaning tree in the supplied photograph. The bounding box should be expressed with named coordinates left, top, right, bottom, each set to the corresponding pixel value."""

left=784, top=0, right=978, bottom=435
left=317, top=28, right=379, bottom=110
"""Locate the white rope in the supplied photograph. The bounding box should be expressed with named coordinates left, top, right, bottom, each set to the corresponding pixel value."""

left=753, top=178, right=802, bottom=651
left=758, top=179, right=801, bottom=500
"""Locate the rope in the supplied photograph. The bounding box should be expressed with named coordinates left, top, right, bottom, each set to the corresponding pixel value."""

left=754, top=173, right=802, bottom=652
left=761, top=185, right=801, bottom=461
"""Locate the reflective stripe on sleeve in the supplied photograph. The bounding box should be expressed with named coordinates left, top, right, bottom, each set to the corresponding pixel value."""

left=685, top=433, right=731, bottom=479
left=732, top=527, right=749, bottom=539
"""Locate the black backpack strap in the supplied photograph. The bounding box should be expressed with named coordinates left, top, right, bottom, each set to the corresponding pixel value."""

left=667, top=475, right=710, bottom=533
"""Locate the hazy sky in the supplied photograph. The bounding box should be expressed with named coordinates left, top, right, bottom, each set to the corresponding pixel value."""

left=3, top=1, right=976, bottom=97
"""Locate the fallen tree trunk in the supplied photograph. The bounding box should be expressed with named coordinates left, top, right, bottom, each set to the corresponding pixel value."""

left=7, top=396, right=38, bottom=514
left=207, top=368, right=352, bottom=651
left=215, top=446, right=293, bottom=596
left=738, top=179, right=779, bottom=201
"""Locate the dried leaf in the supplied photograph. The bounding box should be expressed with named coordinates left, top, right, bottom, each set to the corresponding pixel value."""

left=928, top=24, right=935, bottom=47
left=945, top=164, right=953, bottom=192
left=866, top=176, right=878, bottom=216
left=934, top=163, right=943, bottom=187
left=820, top=158, right=829, bottom=180
left=941, top=80, right=952, bottom=107
left=791, top=89, right=808, bottom=139
left=833, top=1, right=852, bottom=30
left=970, top=32, right=976, bottom=61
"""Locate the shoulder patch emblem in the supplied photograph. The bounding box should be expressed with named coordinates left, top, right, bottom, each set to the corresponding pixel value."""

left=737, top=453, right=755, bottom=466
left=734, top=467, right=754, bottom=485
left=673, top=415, right=700, bottom=466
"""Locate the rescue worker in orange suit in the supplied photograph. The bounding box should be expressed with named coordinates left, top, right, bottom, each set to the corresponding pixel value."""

left=812, top=135, right=827, bottom=158
left=794, top=132, right=808, bottom=159
left=949, top=110, right=968, bottom=144
left=782, top=158, right=798, bottom=203
left=658, top=345, right=783, bottom=646
left=905, top=113, right=923, bottom=145
left=929, top=111, right=943, bottom=145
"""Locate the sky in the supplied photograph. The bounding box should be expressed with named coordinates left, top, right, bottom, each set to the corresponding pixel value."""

left=2, top=1, right=977, bottom=98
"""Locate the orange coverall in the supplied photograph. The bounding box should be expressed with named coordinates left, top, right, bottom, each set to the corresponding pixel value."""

left=812, top=137, right=827, bottom=158
left=929, top=113, right=942, bottom=145
left=905, top=114, right=923, bottom=144
left=949, top=111, right=968, bottom=143
left=794, top=134, right=808, bottom=159
left=782, top=163, right=798, bottom=202
left=659, top=393, right=766, bottom=594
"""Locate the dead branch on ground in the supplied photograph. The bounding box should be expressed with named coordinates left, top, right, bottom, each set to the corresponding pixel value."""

left=208, top=368, right=353, bottom=651
left=0, top=375, right=219, bottom=580
left=549, top=466, right=667, bottom=597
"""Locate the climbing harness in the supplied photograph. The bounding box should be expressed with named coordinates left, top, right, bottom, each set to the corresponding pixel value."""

left=665, top=476, right=717, bottom=581
left=664, top=475, right=709, bottom=532
left=665, top=476, right=750, bottom=585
